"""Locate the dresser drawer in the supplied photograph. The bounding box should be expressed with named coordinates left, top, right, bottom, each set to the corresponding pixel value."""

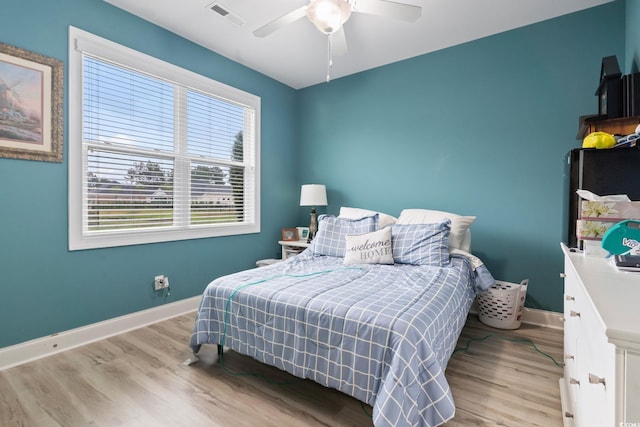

left=625, top=351, right=640, bottom=422
left=574, top=307, right=615, bottom=427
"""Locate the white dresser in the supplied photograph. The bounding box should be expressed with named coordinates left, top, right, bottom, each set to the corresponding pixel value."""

left=560, top=243, right=640, bottom=427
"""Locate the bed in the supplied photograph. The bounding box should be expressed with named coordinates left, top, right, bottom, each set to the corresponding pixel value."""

left=189, top=208, right=495, bottom=427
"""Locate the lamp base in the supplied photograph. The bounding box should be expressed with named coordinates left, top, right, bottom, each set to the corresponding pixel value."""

left=308, top=207, right=318, bottom=243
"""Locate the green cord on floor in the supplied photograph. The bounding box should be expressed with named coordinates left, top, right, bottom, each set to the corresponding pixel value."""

left=452, top=333, right=564, bottom=367
left=361, top=401, right=372, bottom=418
left=217, top=350, right=304, bottom=386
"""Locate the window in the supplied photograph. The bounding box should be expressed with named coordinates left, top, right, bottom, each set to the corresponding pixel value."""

left=68, top=27, right=260, bottom=250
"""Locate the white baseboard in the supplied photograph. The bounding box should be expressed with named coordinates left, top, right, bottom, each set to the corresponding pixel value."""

left=520, top=307, right=564, bottom=330
left=0, top=296, right=201, bottom=371
left=470, top=300, right=564, bottom=330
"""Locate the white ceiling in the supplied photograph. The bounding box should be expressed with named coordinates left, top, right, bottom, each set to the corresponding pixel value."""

left=104, top=0, right=615, bottom=89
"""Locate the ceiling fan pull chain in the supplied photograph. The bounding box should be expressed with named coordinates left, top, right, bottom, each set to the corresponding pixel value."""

left=326, top=35, right=332, bottom=83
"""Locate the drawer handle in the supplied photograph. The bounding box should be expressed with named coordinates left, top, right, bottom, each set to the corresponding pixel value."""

left=565, top=354, right=574, bottom=360
left=564, top=412, right=574, bottom=418
left=560, top=273, right=566, bottom=278
left=570, top=310, right=580, bottom=318
left=569, top=377, right=580, bottom=386
left=588, top=373, right=606, bottom=386
left=565, top=295, right=575, bottom=301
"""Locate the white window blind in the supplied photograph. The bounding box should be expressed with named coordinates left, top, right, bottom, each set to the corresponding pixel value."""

left=69, top=27, right=260, bottom=250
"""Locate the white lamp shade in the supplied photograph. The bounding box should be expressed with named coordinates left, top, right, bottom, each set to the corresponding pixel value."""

left=300, top=184, right=327, bottom=206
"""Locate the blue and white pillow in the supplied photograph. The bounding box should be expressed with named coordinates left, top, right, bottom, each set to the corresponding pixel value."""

left=310, top=214, right=379, bottom=258
left=391, top=221, right=451, bottom=266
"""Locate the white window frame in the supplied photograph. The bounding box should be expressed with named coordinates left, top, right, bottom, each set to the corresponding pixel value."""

left=68, top=26, right=260, bottom=250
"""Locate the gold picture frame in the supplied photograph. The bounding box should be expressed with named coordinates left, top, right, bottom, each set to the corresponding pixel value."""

left=0, top=42, right=63, bottom=162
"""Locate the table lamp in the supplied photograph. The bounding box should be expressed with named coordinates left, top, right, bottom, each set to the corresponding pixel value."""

left=300, top=184, right=327, bottom=242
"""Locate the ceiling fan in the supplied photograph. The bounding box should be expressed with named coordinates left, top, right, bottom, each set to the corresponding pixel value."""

left=253, top=0, right=422, bottom=81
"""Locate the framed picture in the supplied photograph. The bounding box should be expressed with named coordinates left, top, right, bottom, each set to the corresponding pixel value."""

left=281, top=227, right=299, bottom=241
left=0, top=42, right=63, bottom=162
left=297, top=227, right=309, bottom=240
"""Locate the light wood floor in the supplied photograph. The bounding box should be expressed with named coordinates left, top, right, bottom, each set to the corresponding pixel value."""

left=0, top=313, right=564, bottom=427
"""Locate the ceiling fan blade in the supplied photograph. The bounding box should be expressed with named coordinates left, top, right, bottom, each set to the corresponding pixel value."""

left=331, top=27, right=348, bottom=56
left=353, top=0, right=421, bottom=22
left=253, top=6, right=307, bottom=38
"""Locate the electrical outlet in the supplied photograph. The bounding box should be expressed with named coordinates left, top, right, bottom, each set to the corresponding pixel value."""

left=154, top=275, right=169, bottom=291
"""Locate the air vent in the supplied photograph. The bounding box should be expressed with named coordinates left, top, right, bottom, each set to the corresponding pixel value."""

left=211, top=4, right=229, bottom=16
left=208, top=2, right=245, bottom=27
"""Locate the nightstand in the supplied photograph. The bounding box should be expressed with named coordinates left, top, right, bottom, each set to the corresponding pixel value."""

left=278, top=240, right=310, bottom=260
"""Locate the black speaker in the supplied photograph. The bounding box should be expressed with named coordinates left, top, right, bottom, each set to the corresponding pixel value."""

left=623, top=72, right=640, bottom=117
left=596, top=78, right=623, bottom=118
left=595, top=55, right=623, bottom=118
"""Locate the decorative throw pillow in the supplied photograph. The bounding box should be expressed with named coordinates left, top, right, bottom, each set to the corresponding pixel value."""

left=344, top=227, right=394, bottom=265
left=310, top=214, right=379, bottom=257
left=397, top=209, right=476, bottom=252
left=391, top=221, right=451, bottom=266
left=339, top=206, right=397, bottom=229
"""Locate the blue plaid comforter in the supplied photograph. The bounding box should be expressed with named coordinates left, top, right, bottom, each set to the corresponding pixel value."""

left=190, top=251, right=493, bottom=426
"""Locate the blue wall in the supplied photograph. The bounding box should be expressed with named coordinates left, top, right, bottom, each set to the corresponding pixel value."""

left=0, top=0, right=631, bottom=349
left=297, top=2, right=626, bottom=313
left=0, top=0, right=299, bottom=348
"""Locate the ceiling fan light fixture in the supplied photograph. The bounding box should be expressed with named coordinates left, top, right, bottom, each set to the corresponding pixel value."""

left=307, top=0, right=352, bottom=34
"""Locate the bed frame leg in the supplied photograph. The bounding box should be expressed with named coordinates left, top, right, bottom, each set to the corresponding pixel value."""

left=182, top=351, right=200, bottom=366
left=182, top=345, right=223, bottom=366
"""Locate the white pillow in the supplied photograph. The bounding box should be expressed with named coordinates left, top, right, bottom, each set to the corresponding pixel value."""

left=339, top=206, right=397, bottom=229
left=397, top=209, right=476, bottom=252
left=344, top=227, right=394, bottom=265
